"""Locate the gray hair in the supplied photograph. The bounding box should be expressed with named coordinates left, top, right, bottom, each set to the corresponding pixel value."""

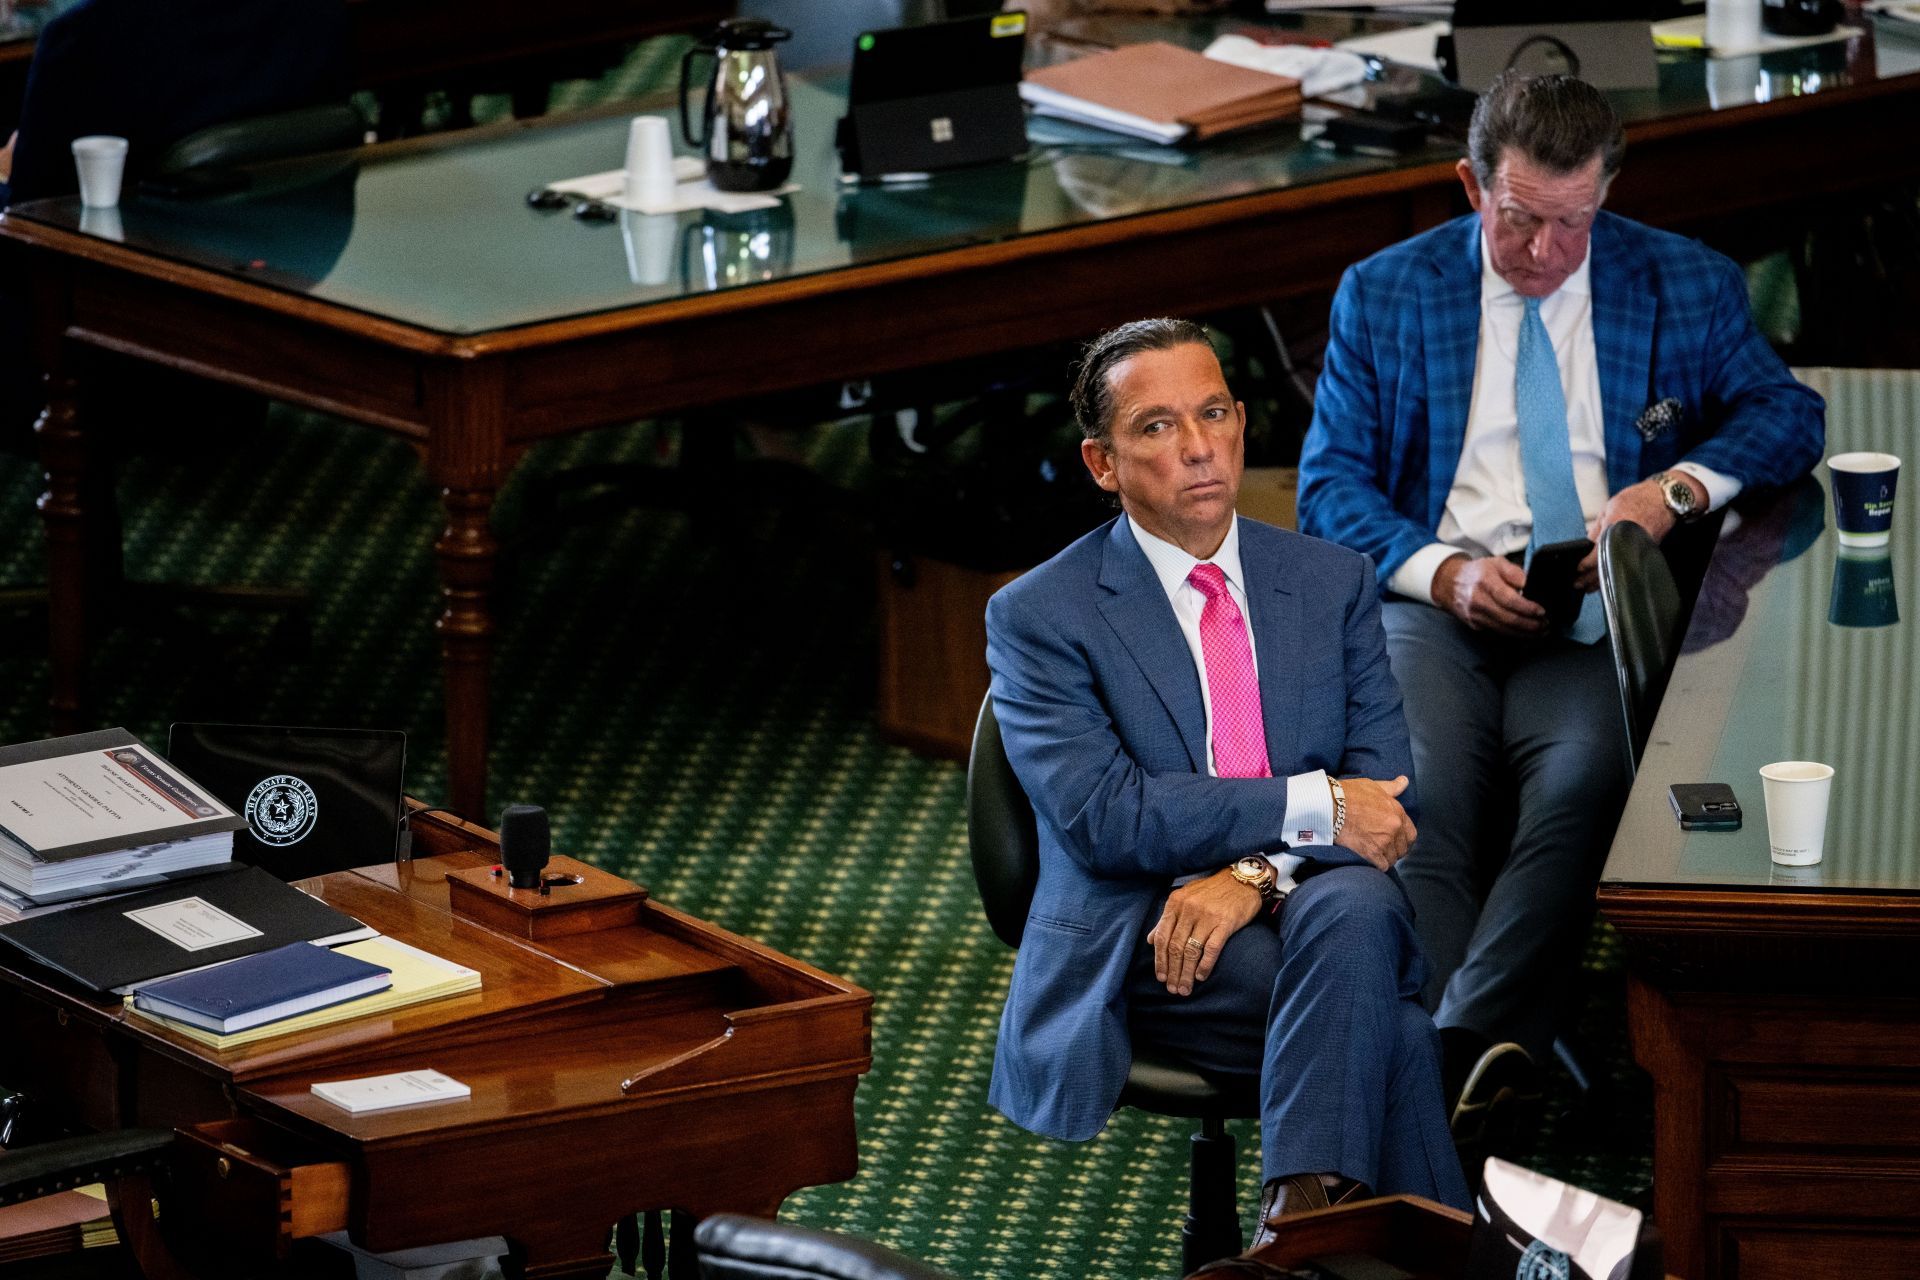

left=1070, top=317, right=1216, bottom=447
left=1467, top=71, right=1625, bottom=187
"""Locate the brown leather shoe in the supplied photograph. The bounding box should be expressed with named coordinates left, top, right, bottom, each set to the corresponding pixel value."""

left=1249, top=1174, right=1367, bottom=1250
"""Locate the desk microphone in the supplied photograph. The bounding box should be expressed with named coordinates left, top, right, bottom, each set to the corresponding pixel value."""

left=499, top=804, right=550, bottom=889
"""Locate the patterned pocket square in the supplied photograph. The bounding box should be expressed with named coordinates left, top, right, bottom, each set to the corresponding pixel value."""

left=1636, top=397, right=1682, bottom=441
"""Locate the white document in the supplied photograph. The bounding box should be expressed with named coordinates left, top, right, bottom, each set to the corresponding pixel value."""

left=1335, top=20, right=1449, bottom=71
left=1653, top=13, right=1857, bottom=55
left=0, top=743, right=233, bottom=855
left=124, top=896, right=263, bottom=952
left=311, top=1069, right=471, bottom=1115
left=546, top=157, right=795, bottom=215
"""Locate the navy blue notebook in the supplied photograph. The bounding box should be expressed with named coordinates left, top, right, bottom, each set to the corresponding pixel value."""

left=133, top=941, right=392, bottom=1033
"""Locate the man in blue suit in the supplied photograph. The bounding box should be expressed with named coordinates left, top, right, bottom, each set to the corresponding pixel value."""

left=986, top=317, right=1471, bottom=1238
left=1298, top=73, right=1824, bottom=1122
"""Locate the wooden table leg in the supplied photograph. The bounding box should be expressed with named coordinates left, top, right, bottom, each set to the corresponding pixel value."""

left=36, top=362, right=89, bottom=735
left=436, top=484, right=497, bottom=819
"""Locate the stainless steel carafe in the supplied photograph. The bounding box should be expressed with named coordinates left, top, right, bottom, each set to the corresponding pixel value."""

left=679, top=19, right=795, bottom=193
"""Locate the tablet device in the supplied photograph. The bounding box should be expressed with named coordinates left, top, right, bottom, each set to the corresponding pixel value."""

left=839, top=11, right=1029, bottom=180
left=166, top=724, right=406, bottom=880
left=1521, top=537, right=1593, bottom=631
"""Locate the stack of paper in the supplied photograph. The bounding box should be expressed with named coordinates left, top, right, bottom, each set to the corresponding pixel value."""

left=0, top=728, right=242, bottom=907
left=127, top=935, right=482, bottom=1049
left=1021, top=42, right=1303, bottom=145
left=0, top=1185, right=113, bottom=1264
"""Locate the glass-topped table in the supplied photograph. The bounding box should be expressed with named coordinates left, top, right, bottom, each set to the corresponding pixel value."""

left=1594, top=371, right=1920, bottom=1280
left=12, top=12, right=1920, bottom=336
left=1604, top=368, right=1920, bottom=893
left=9, top=16, right=1920, bottom=819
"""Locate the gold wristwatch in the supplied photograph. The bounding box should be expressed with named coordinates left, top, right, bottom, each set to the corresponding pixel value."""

left=1230, top=855, right=1283, bottom=904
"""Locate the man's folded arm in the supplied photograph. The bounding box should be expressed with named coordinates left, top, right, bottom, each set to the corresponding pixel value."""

left=986, top=589, right=1301, bottom=881
left=1297, top=267, right=1437, bottom=584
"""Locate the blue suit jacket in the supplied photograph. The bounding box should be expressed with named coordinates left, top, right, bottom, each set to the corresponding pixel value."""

left=1296, top=212, right=1826, bottom=586
left=984, top=514, right=1414, bottom=1142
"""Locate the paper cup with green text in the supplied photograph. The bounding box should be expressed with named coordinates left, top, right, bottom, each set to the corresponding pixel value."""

left=1759, top=761, right=1834, bottom=865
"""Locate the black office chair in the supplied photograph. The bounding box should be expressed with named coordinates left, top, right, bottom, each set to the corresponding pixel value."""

left=1597, top=521, right=1685, bottom=777
left=150, top=101, right=365, bottom=183
left=967, top=694, right=1260, bottom=1275
left=694, top=1215, right=953, bottom=1280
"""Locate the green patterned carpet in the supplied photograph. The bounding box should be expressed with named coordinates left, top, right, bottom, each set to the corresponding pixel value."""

left=0, top=399, right=1650, bottom=1280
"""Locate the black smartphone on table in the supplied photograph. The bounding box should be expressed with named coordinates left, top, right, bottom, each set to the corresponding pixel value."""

left=1669, top=782, right=1743, bottom=831
left=1520, top=537, right=1594, bottom=630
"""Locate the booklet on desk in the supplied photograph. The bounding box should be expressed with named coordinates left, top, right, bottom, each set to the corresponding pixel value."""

left=129, top=935, right=482, bottom=1050
left=131, top=941, right=393, bottom=1033
left=1020, top=41, right=1302, bottom=144
left=0, top=864, right=366, bottom=994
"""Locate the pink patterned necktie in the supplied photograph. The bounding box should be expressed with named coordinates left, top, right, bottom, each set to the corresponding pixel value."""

left=1187, top=563, right=1271, bottom=779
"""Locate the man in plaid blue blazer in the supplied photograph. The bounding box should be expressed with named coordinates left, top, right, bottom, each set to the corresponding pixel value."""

left=1298, top=73, right=1823, bottom=1131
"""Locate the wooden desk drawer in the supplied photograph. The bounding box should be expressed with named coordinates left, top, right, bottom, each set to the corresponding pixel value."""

left=170, top=1118, right=349, bottom=1264
left=1718, top=1071, right=1920, bottom=1157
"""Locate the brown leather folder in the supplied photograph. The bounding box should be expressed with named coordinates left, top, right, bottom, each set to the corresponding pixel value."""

left=1024, top=40, right=1301, bottom=140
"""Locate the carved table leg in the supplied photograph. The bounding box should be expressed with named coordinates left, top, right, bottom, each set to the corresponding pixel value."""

left=37, top=363, right=90, bottom=734
left=435, top=485, right=497, bottom=819
left=668, top=1210, right=698, bottom=1280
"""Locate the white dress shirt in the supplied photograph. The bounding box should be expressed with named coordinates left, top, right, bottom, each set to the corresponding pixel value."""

left=1127, top=518, right=1335, bottom=891
left=1387, top=234, right=1739, bottom=603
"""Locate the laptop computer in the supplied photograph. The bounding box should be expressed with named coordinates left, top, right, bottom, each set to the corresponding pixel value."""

left=839, top=10, right=1030, bottom=180
left=1446, top=0, right=1660, bottom=90
left=166, top=724, right=406, bottom=881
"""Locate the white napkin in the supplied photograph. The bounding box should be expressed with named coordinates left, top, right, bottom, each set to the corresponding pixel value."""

left=1202, top=34, right=1370, bottom=99
left=546, top=157, right=797, bottom=215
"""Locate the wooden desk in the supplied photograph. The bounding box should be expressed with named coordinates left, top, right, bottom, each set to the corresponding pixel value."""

left=8, top=29, right=1920, bottom=816
left=0, top=807, right=872, bottom=1279
left=1597, top=369, right=1920, bottom=1280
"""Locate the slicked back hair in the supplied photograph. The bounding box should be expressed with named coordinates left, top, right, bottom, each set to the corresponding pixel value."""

left=1467, top=70, right=1625, bottom=188
left=1070, top=317, right=1216, bottom=448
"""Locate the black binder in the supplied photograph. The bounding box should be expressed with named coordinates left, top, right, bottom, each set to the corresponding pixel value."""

left=0, top=864, right=362, bottom=994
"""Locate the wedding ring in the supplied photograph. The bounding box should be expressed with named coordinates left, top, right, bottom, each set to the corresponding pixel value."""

left=1184, top=937, right=1204, bottom=952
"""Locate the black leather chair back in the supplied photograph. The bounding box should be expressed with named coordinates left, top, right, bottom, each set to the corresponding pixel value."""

left=154, top=102, right=365, bottom=176
left=694, top=1214, right=953, bottom=1280
left=1598, top=521, right=1683, bottom=774
left=965, top=693, right=1039, bottom=949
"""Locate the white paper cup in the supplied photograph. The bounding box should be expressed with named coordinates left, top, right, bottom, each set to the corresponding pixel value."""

left=623, top=115, right=676, bottom=211
left=620, top=210, right=676, bottom=286
left=78, top=204, right=124, bottom=242
left=1706, top=0, right=1762, bottom=51
left=1759, top=761, right=1834, bottom=865
left=72, top=135, right=129, bottom=209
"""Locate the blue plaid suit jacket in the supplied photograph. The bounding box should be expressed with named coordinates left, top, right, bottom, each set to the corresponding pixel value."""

left=984, top=515, right=1413, bottom=1142
left=1297, top=211, right=1826, bottom=585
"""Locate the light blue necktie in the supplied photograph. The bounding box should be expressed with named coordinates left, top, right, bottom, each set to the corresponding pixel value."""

left=1516, top=297, right=1606, bottom=644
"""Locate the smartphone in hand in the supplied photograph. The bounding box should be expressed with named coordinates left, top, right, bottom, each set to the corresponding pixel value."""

left=1520, top=537, right=1594, bottom=630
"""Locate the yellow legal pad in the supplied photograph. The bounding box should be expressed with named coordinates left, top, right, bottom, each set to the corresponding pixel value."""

left=125, top=936, right=481, bottom=1049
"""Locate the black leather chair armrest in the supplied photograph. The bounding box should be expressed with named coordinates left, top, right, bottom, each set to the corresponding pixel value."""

left=0, top=1129, right=174, bottom=1208
left=693, top=1215, right=954, bottom=1280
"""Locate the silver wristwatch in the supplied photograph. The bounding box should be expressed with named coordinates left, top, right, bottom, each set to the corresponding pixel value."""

left=1656, top=471, right=1702, bottom=522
